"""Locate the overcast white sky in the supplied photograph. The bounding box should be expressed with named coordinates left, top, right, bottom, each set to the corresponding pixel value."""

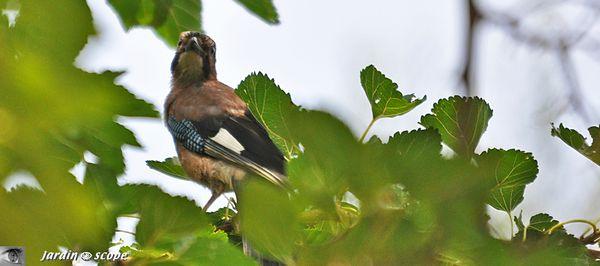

left=76, top=0, right=599, bottom=239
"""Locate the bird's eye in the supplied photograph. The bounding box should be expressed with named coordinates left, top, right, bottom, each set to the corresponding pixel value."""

left=177, top=40, right=183, bottom=46
left=210, top=46, right=216, bottom=55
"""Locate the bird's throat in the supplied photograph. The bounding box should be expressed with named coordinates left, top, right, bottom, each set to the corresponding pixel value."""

left=172, top=51, right=218, bottom=87
left=174, top=52, right=206, bottom=84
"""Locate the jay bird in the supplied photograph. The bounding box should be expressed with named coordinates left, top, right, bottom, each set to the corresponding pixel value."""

left=165, top=31, right=287, bottom=211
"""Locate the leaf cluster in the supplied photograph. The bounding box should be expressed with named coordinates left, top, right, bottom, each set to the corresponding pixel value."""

left=150, top=66, right=599, bottom=264
left=0, top=0, right=157, bottom=259
left=0, top=0, right=252, bottom=264
left=551, top=123, right=600, bottom=166
left=108, top=0, right=278, bottom=47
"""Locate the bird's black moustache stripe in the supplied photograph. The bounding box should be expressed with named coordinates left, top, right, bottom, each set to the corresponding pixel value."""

left=170, top=52, right=180, bottom=74
left=202, top=53, right=212, bottom=79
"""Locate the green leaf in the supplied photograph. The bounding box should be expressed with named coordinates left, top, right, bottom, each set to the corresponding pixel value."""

left=0, top=0, right=158, bottom=180
left=514, top=212, right=525, bottom=233
left=376, top=184, right=411, bottom=210
left=122, top=228, right=255, bottom=266
left=239, top=180, right=301, bottom=263
left=420, top=96, right=492, bottom=157
left=120, top=185, right=209, bottom=245
left=108, top=0, right=202, bottom=47
left=120, top=245, right=174, bottom=261
left=304, top=225, right=336, bottom=246
left=302, top=203, right=360, bottom=246
left=386, top=128, right=442, bottom=163
left=365, top=129, right=442, bottom=203
left=0, top=0, right=156, bottom=258
left=236, top=72, right=302, bottom=159
left=551, top=123, right=600, bottom=166
left=527, top=213, right=560, bottom=233
left=115, top=185, right=252, bottom=264
left=514, top=213, right=562, bottom=241
left=206, top=207, right=241, bottom=247
left=206, top=207, right=236, bottom=226
left=366, top=135, right=384, bottom=146
left=513, top=213, right=593, bottom=264
left=0, top=183, right=117, bottom=257
left=176, top=228, right=257, bottom=266
left=83, top=163, right=127, bottom=215
left=147, top=157, right=189, bottom=180
left=286, top=110, right=362, bottom=211
left=360, top=65, right=426, bottom=120
left=478, top=149, right=538, bottom=212
left=234, top=0, right=279, bottom=24
left=77, top=121, right=143, bottom=175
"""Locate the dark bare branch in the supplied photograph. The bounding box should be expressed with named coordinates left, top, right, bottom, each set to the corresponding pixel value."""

left=557, top=45, right=592, bottom=121
left=467, top=0, right=599, bottom=121
left=460, top=0, right=481, bottom=96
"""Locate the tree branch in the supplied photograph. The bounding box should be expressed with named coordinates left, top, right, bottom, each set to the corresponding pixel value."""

left=557, top=45, right=592, bottom=121
left=472, top=1, right=599, bottom=121
left=460, top=0, right=481, bottom=96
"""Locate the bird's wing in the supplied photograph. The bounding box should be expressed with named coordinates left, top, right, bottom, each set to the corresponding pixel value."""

left=167, top=110, right=287, bottom=188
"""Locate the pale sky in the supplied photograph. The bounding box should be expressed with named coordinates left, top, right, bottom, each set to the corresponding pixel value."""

left=76, top=0, right=600, bottom=239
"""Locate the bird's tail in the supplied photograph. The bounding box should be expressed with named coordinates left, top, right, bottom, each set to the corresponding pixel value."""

left=203, top=139, right=289, bottom=189
left=242, top=237, right=285, bottom=266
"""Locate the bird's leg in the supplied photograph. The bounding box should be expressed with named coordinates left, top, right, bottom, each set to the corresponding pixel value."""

left=224, top=196, right=237, bottom=213
left=202, top=192, right=220, bottom=211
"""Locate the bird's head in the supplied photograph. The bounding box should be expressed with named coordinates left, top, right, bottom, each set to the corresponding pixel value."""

left=171, top=31, right=217, bottom=83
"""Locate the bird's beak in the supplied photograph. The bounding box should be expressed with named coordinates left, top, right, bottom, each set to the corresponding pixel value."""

left=185, top=36, right=204, bottom=54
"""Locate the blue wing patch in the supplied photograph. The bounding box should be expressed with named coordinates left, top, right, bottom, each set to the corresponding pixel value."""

left=167, top=117, right=206, bottom=154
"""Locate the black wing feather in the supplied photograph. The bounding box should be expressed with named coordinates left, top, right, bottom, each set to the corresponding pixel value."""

left=167, top=110, right=286, bottom=186
left=222, top=111, right=285, bottom=173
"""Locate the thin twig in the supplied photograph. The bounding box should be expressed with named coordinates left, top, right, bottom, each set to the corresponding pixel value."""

left=557, top=46, right=592, bottom=121
left=473, top=1, right=599, bottom=121
left=460, top=0, right=482, bottom=96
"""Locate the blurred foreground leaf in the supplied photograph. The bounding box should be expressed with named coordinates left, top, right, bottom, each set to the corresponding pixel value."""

left=120, top=185, right=208, bottom=244
left=120, top=185, right=253, bottom=265
left=122, top=228, right=255, bottom=266
left=175, top=228, right=256, bottom=266
left=420, top=96, right=492, bottom=157
left=234, top=0, right=279, bottom=24
left=0, top=0, right=157, bottom=259
left=239, top=180, right=301, bottom=263
left=551, top=123, right=600, bottom=166
left=108, top=0, right=202, bottom=47
left=385, top=128, right=442, bottom=163
left=0, top=184, right=116, bottom=259
left=147, top=157, right=189, bottom=180
left=108, top=0, right=280, bottom=47
left=287, top=110, right=362, bottom=211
